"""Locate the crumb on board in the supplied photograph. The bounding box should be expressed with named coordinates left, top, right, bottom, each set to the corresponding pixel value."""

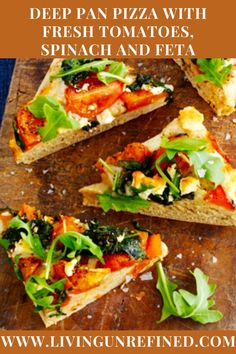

left=135, top=291, right=145, bottom=301
left=212, top=256, right=218, bottom=264
left=140, top=271, right=153, bottom=281
left=42, top=169, right=49, bottom=175
left=176, top=253, right=183, bottom=259
left=225, top=132, right=231, bottom=141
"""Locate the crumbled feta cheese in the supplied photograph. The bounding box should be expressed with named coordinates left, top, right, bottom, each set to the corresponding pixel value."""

left=140, top=272, right=153, bottom=281
left=180, top=176, right=200, bottom=196
left=117, top=234, right=125, bottom=243
left=64, top=259, right=78, bottom=277
left=109, top=99, right=126, bottom=116
left=167, top=164, right=177, bottom=180
left=11, top=239, right=33, bottom=258
left=212, top=256, right=218, bottom=264
left=125, top=74, right=136, bottom=85
left=62, top=189, right=67, bottom=196
left=141, top=84, right=165, bottom=95
left=81, top=83, right=90, bottom=91
left=178, top=107, right=206, bottom=137
left=121, top=287, right=129, bottom=293
left=47, top=189, right=54, bottom=195
left=96, top=109, right=114, bottom=125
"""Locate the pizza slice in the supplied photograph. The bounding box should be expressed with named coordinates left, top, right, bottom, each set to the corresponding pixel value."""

left=80, top=106, right=236, bottom=226
left=0, top=204, right=168, bottom=327
left=10, top=59, right=173, bottom=164
left=175, top=58, right=236, bottom=116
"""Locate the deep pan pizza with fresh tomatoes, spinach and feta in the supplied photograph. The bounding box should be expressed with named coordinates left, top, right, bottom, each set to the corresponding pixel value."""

left=80, top=106, right=236, bottom=226
left=0, top=204, right=168, bottom=327
left=10, top=58, right=173, bottom=164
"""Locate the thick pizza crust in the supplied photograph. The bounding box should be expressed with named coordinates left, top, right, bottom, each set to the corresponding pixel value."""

left=10, top=59, right=168, bottom=164
left=80, top=183, right=236, bottom=226
left=175, top=59, right=236, bottom=116
left=39, top=243, right=168, bottom=327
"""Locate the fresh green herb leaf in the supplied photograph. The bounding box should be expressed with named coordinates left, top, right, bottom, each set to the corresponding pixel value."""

left=187, top=151, right=225, bottom=187
left=38, top=104, right=71, bottom=142
left=161, top=136, right=209, bottom=152
left=98, top=158, right=116, bottom=176
left=45, top=231, right=103, bottom=279
left=0, top=239, right=10, bottom=250
left=195, top=59, right=232, bottom=88
left=8, top=216, right=46, bottom=260
left=25, top=276, right=66, bottom=310
left=30, top=219, right=53, bottom=249
left=97, top=191, right=150, bottom=213
left=155, top=153, right=179, bottom=194
left=156, top=262, right=223, bottom=324
left=27, top=96, right=80, bottom=142
left=27, top=96, right=60, bottom=118
left=97, top=61, right=129, bottom=84
left=51, top=59, right=115, bottom=80
left=13, top=255, right=23, bottom=281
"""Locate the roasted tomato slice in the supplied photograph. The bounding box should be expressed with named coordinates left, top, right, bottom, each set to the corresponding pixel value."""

left=120, top=90, right=167, bottom=111
left=146, top=234, right=162, bottom=259
left=52, top=261, right=73, bottom=289
left=65, top=80, right=124, bottom=118
left=16, top=107, right=44, bottom=150
left=104, top=142, right=151, bottom=168
left=19, top=204, right=38, bottom=220
left=103, top=253, right=135, bottom=271
left=18, top=256, right=42, bottom=281
left=175, top=153, right=191, bottom=176
left=52, top=216, right=85, bottom=240
left=69, top=268, right=109, bottom=293
left=205, top=185, right=234, bottom=210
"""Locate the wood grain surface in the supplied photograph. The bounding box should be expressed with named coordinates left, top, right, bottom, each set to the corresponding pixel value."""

left=0, top=59, right=235, bottom=330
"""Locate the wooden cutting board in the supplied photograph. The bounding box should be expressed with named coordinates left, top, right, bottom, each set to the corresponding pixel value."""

left=0, top=59, right=235, bottom=330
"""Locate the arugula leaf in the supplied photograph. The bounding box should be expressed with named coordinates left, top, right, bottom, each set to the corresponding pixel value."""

left=45, top=231, right=103, bottom=279
left=161, top=136, right=209, bottom=152
left=25, top=276, right=66, bottom=310
left=97, top=191, right=150, bottom=213
left=27, top=96, right=80, bottom=142
left=156, top=262, right=223, bottom=324
left=155, top=153, right=180, bottom=194
left=38, top=103, right=79, bottom=142
left=8, top=216, right=46, bottom=260
left=187, top=151, right=225, bottom=187
left=195, top=59, right=232, bottom=88
left=51, top=59, right=115, bottom=80
left=97, top=61, right=129, bottom=84
left=28, top=96, right=60, bottom=118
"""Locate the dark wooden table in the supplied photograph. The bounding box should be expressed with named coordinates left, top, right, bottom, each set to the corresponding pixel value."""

left=0, top=59, right=235, bottom=330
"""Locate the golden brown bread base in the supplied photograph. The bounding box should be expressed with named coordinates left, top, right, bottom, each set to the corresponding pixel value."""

left=80, top=183, right=236, bottom=226
left=175, top=59, right=236, bottom=116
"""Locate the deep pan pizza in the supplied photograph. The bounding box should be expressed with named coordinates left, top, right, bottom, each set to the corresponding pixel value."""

left=80, top=106, right=236, bottom=226
left=0, top=204, right=168, bottom=327
left=10, top=58, right=173, bottom=164
left=175, top=58, right=236, bottom=116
